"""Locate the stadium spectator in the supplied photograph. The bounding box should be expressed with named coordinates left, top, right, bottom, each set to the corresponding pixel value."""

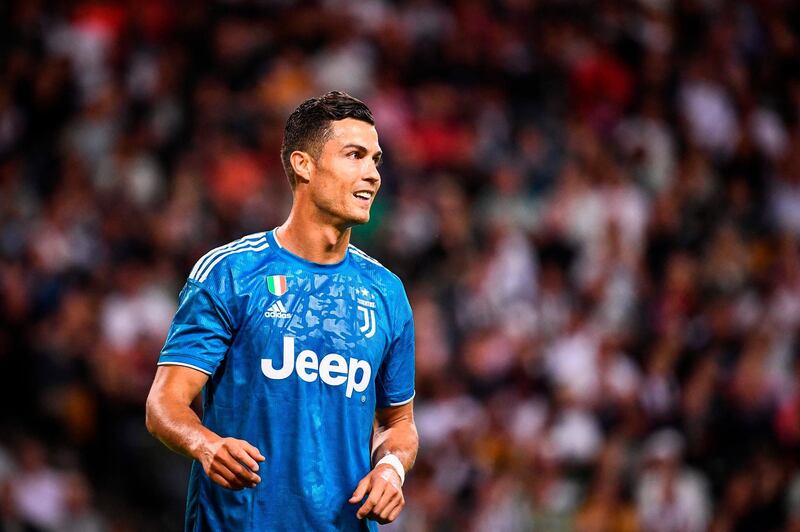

left=1, top=0, right=799, bottom=529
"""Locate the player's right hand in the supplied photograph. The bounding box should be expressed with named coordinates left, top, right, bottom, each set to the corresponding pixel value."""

left=199, top=436, right=265, bottom=490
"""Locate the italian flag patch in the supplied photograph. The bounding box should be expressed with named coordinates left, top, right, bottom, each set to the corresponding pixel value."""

left=266, top=275, right=288, bottom=296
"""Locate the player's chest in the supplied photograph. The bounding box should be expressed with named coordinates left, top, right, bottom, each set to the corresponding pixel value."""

left=238, top=270, right=389, bottom=363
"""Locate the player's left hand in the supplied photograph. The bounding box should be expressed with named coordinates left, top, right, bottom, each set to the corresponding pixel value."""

left=348, top=464, right=404, bottom=524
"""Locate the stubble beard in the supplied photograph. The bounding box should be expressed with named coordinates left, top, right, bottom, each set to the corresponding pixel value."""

left=310, top=165, right=371, bottom=228
left=312, top=191, right=370, bottom=229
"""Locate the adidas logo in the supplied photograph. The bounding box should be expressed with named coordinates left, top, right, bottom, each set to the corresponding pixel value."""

left=264, top=300, right=292, bottom=319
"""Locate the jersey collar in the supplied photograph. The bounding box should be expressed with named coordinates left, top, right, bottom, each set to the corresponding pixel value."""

left=267, top=230, right=351, bottom=271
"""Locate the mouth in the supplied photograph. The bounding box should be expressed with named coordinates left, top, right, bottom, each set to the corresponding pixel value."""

left=353, top=190, right=374, bottom=204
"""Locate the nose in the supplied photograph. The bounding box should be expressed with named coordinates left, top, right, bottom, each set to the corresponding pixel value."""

left=364, top=162, right=380, bottom=186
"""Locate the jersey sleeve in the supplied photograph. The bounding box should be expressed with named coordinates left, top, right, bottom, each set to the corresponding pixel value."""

left=375, top=284, right=416, bottom=408
left=157, top=279, right=234, bottom=375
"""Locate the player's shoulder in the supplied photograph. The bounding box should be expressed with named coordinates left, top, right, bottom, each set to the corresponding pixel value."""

left=348, top=243, right=404, bottom=291
left=188, top=231, right=274, bottom=284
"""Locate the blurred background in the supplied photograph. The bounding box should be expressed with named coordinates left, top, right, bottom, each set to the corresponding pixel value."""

left=1, top=0, right=800, bottom=530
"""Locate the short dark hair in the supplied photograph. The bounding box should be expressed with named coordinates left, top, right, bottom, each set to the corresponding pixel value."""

left=281, top=91, right=375, bottom=189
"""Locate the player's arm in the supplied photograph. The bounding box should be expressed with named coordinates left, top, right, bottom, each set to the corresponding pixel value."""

left=349, top=400, right=418, bottom=523
left=145, top=365, right=265, bottom=490
left=371, top=401, right=418, bottom=478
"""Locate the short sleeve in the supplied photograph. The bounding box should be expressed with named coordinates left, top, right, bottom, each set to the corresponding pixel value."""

left=157, top=279, right=234, bottom=375
left=376, top=287, right=415, bottom=408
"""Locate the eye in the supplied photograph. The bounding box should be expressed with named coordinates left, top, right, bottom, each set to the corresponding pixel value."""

left=347, top=151, right=361, bottom=159
left=373, top=157, right=383, bottom=168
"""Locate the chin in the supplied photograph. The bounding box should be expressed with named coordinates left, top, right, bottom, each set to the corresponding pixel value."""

left=350, top=215, right=370, bottom=226
left=350, top=204, right=372, bottom=224
left=334, top=211, right=369, bottom=228
left=346, top=211, right=370, bottom=226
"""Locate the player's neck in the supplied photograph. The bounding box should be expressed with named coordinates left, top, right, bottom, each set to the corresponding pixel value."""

left=275, top=214, right=351, bottom=265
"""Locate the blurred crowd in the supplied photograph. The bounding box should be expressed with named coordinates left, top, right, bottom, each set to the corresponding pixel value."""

left=1, top=0, right=800, bottom=530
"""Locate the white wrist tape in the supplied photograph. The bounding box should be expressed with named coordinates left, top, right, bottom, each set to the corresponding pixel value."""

left=376, top=453, right=405, bottom=485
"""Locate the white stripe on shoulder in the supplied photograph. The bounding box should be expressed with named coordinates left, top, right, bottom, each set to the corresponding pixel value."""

left=195, top=237, right=268, bottom=281
left=189, top=233, right=266, bottom=280
left=348, top=245, right=384, bottom=267
left=197, top=241, right=271, bottom=282
left=157, top=361, right=212, bottom=375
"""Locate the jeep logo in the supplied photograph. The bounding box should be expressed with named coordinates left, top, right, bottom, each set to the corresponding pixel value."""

left=262, top=336, right=371, bottom=398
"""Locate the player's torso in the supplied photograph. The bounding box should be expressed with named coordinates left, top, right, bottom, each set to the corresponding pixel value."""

left=205, top=258, right=391, bottom=415
left=184, top=236, right=391, bottom=531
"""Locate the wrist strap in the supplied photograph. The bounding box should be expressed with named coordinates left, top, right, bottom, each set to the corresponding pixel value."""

left=376, top=453, right=405, bottom=485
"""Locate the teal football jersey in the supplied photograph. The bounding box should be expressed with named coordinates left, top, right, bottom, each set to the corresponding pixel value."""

left=158, top=230, right=415, bottom=531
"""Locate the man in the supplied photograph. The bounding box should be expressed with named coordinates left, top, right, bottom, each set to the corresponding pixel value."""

left=145, top=91, right=418, bottom=531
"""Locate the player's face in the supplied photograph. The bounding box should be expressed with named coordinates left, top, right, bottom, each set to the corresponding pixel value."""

left=309, top=118, right=382, bottom=227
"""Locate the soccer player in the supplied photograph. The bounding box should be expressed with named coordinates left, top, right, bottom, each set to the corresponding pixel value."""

left=145, top=91, right=418, bottom=530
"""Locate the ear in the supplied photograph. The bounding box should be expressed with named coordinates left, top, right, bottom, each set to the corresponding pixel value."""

left=290, top=151, right=314, bottom=184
